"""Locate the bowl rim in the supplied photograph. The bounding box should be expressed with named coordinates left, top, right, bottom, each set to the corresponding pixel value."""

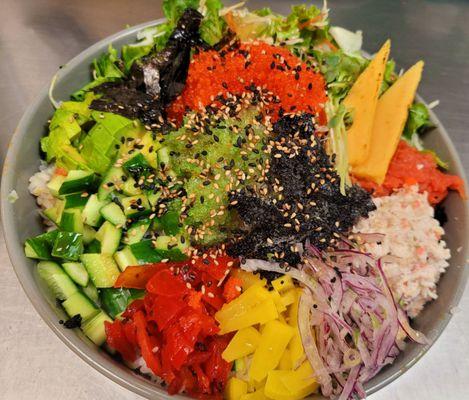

left=1, top=18, right=468, bottom=400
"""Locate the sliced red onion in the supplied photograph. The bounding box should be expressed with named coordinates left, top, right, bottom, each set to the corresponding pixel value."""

left=298, top=290, right=333, bottom=396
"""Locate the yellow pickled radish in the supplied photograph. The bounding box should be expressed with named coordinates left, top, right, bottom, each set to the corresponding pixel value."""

left=225, top=377, right=248, bottom=400
left=222, top=327, right=261, bottom=362
left=249, top=320, right=294, bottom=382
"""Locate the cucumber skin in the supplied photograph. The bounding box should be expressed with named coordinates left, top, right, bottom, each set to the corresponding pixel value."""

left=51, top=231, right=84, bottom=261
left=62, top=262, right=90, bottom=287
left=81, top=253, right=120, bottom=288
left=37, top=261, right=78, bottom=301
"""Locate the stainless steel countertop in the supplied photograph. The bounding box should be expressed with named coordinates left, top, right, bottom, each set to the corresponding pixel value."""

left=0, top=1, right=468, bottom=399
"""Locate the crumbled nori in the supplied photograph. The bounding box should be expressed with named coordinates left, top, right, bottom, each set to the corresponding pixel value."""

left=227, top=113, right=376, bottom=266
left=59, top=314, right=83, bottom=329
left=90, top=8, right=203, bottom=125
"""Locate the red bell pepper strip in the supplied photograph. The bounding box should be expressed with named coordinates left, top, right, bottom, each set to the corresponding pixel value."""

left=222, top=277, right=243, bottom=302
left=134, top=311, right=162, bottom=376
left=104, top=320, right=137, bottom=362
left=114, top=263, right=169, bottom=289
left=146, top=268, right=189, bottom=297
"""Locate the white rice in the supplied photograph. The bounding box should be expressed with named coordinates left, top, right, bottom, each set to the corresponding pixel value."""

left=354, top=185, right=450, bottom=318
left=28, top=162, right=56, bottom=210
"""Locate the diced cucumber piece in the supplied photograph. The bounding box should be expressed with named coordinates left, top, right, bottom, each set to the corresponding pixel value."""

left=62, top=262, right=89, bottom=287
left=123, top=152, right=152, bottom=177
left=82, top=311, right=113, bottom=346
left=96, top=221, right=122, bottom=254
left=100, top=288, right=132, bottom=319
left=98, top=167, right=124, bottom=201
left=64, top=193, right=88, bottom=209
left=82, top=194, right=109, bottom=227
left=130, top=240, right=187, bottom=263
left=122, top=177, right=141, bottom=196
left=37, top=261, right=78, bottom=300
left=24, top=230, right=58, bottom=260
left=62, top=291, right=99, bottom=321
left=159, top=210, right=180, bottom=235
left=114, top=246, right=138, bottom=271
left=47, top=175, right=66, bottom=197
left=51, top=231, right=83, bottom=261
left=43, top=200, right=65, bottom=225
left=59, top=170, right=99, bottom=195
left=123, top=219, right=150, bottom=245
left=85, top=239, right=101, bottom=253
left=82, top=281, right=100, bottom=305
left=157, top=147, right=170, bottom=167
left=121, top=195, right=150, bottom=216
left=154, top=235, right=189, bottom=253
left=146, top=191, right=161, bottom=207
left=81, top=253, right=120, bottom=288
left=60, top=208, right=84, bottom=233
left=100, top=202, right=126, bottom=226
left=82, top=225, right=96, bottom=244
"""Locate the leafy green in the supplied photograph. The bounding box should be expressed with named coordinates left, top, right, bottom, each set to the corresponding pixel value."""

left=93, top=45, right=124, bottom=79
left=163, top=0, right=199, bottom=25
left=403, top=102, right=432, bottom=139
left=314, top=50, right=368, bottom=101
left=199, top=0, right=225, bottom=45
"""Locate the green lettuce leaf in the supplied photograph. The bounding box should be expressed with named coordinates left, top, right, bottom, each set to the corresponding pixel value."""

left=199, top=0, right=225, bottom=45
left=403, top=102, right=432, bottom=139
left=163, top=0, right=199, bottom=26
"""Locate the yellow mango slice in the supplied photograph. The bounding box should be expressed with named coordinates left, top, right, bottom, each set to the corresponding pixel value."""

left=240, top=389, right=268, bottom=400
left=225, top=377, right=248, bottom=400
left=287, top=289, right=302, bottom=327
left=353, top=61, right=424, bottom=183
left=216, top=284, right=278, bottom=333
left=223, top=327, right=261, bottom=362
left=264, top=362, right=319, bottom=400
left=271, top=275, right=295, bottom=293
left=344, top=40, right=391, bottom=166
left=270, top=290, right=287, bottom=313
left=249, top=320, right=294, bottom=382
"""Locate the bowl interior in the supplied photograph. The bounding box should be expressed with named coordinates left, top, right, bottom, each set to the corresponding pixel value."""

left=1, top=20, right=468, bottom=400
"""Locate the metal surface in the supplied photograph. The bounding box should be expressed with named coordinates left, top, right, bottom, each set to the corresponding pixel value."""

left=0, top=1, right=468, bottom=399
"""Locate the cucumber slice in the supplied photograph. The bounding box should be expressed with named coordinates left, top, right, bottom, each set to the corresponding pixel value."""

left=62, top=262, right=89, bottom=287
left=122, top=177, right=141, bottom=196
left=100, top=202, right=126, bottom=226
left=81, top=253, right=120, bottom=288
left=130, top=240, right=187, bottom=263
left=114, top=246, right=138, bottom=271
left=51, top=231, right=83, bottom=261
left=157, top=147, right=170, bottom=168
left=82, top=225, right=96, bottom=244
left=82, top=194, right=109, bottom=227
left=123, top=152, right=152, bottom=177
left=59, top=170, right=99, bottom=195
left=24, top=230, right=58, bottom=260
left=82, top=281, right=100, bottom=305
left=123, top=219, right=150, bottom=245
left=121, top=195, right=150, bottom=217
left=81, top=311, right=113, bottom=346
left=100, top=288, right=133, bottom=319
left=43, top=200, right=65, bottom=225
left=159, top=210, right=180, bottom=235
left=96, top=221, right=122, bottom=254
left=146, top=191, right=161, bottom=207
left=60, top=208, right=84, bottom=233
left=64, top=193, right=88, bottom=209
left=37, top=261, right=78, bottom=300
left=62, top=291, right=99, bottom=321
left=85, top=239, right=101, bottom=253
left=98, top=167, right=125, bottom=201
left=47, top=175, right=66, bottom=197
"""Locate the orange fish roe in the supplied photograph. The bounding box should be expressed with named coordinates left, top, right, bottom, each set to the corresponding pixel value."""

left=168, top=42, right=328, bottom=124
left=354, top=140, right=466, bottom=205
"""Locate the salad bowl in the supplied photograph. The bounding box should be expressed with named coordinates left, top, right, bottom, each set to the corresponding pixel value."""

left=1, top=18, right=468, bottom=400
